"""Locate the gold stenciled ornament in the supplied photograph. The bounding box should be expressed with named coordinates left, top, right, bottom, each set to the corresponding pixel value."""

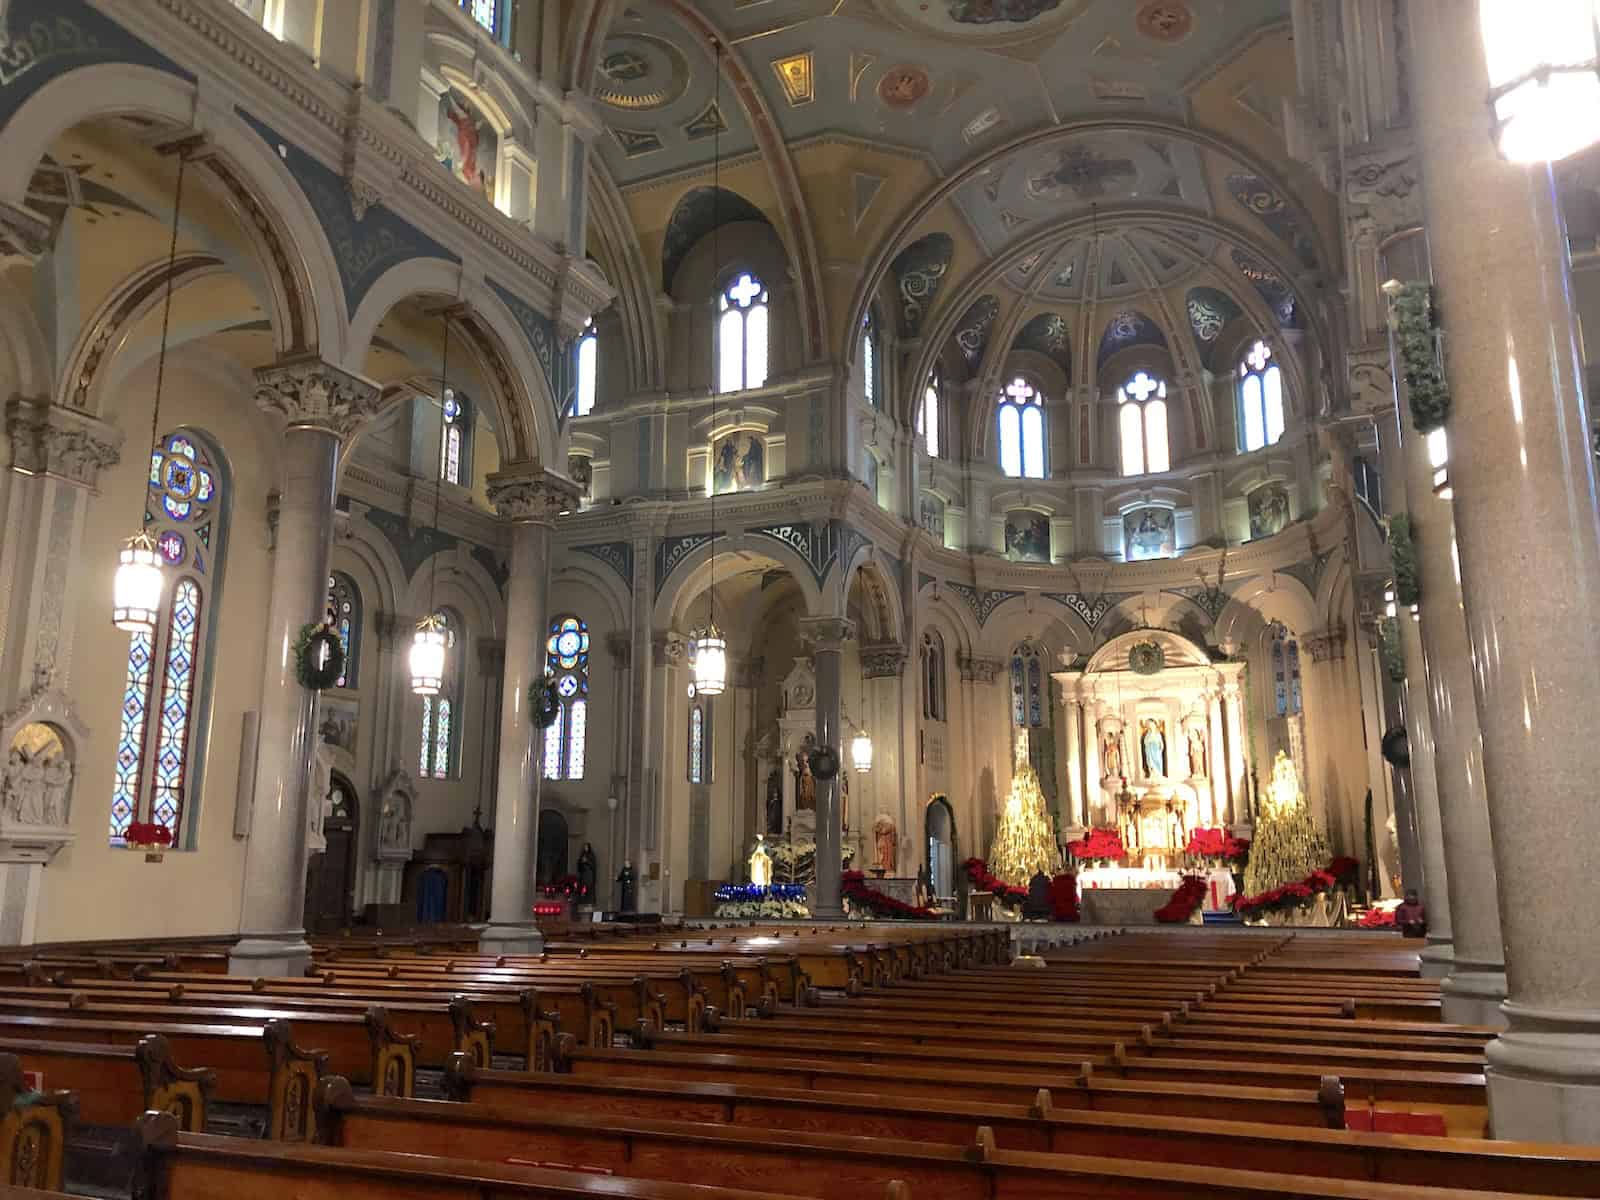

left=988, top=732, right=1062, bottom=886
left=1243, top=751, right=1330, bottom=897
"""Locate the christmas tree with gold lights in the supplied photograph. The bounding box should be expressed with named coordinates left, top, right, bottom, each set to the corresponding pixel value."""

left=988, top=733, right=1062, bottom=885
left=1243, top=751, right=1330, bottom=896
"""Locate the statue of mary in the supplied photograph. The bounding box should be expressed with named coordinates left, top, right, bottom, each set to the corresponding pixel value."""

left=1141, top=719, right=1166, bottom=778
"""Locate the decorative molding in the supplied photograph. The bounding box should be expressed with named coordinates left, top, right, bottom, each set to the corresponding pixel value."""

left=254, top=355, right=382, bottom=439
left=1344, top=144, right=1420, bottom=243
left=1043, top=591, right=1115, bottom=628
left=798, top=616, right=856, bottom=650
left=860, top=642, right=907, bottom=679
left=957, top=654, right=1004, bottom=684
left=0, top=199, right=51, bottom=265
left=571, top=541, right=634, bottom=589
left=1304, top=623, right=1347, bottom=663
left=1346, top=343, right=1393, bottom=415
left=4, top=398, right=122, bottom=490
left=484, top=465, right=578, bottom=525
left=487, top=277, right=569, bottom=425
left=944, top=581, right=1023, bottom=626
left=654, top=531, right=722, bottom=599
left=652, top=630, right=686, bottom=667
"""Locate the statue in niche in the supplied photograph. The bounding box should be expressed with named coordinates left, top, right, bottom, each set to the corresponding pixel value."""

left=1186, top=726, right=1208, bottom=778
left=1101, top=729, right=1123, bottom=780
left=765, top=768, right=783, bottom=835
left=1140, top=719, right=1166, bottom=779
left=872, top=814, right=897, bottom=875
left=41, top=757, right=71, bottom=825
left=576, top=843, right=598, bottom=900
left=840, top=769, right=850, bottom=833
left=794, top=746, right=816, bottom=812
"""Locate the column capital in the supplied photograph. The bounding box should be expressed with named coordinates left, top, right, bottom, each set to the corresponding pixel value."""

left=605, top=631, right=632, bottom=666
left=652, top=630, right=686, bottom=667
left=254, top=355, right=382, bottom=438
left=958, top=654, right=1005, bottom=684
left=485, top=463, right=580, bottom=524
left=1303, top=624, right=1348, bottom=663
left=1344, top=142, right=1422, bottom=244
left=4, top=398, right=123, bottom=490
left=798, top=616, right=856, bottom=651
left=734, top=655, right=765, bottom=689
left=860, top=642, right=907, bottom=679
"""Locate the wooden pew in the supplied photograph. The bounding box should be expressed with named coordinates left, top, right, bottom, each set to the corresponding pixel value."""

left=0, top=1055, right=75, bottom=1192
left=0, top=1035, right=212, bottom=1130
left=134, top=1112, right=912, bottom=1200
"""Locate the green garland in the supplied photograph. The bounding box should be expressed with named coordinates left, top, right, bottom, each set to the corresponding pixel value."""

left=529, top=675, right=560, bottom=728
left=293, top=622, right=345, bottom=691
left=1390, top=282, right=1452, bottom=433
left=1377, top=616, right=1405, bottom=684
left=1388, top=513, right=1420, bottom=606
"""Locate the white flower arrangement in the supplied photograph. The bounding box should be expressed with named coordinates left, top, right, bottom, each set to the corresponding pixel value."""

left=714, top=898, right=811, bottom=920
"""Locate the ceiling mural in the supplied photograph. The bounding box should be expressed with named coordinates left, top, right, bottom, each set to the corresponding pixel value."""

left=1013, top=311, right=1073, bottom=374
left=890, top=232, right=954, bottom=338
left=660, top=186, right=770, bottom=293
left=1229, top=247, right=1301, bottom=329
left=1225, top=172, right=1319, bottom=269
left=953, top=294, right=1001, bottom=369
left=594, top=33, right=691, bottom=111
left=1185, top=286, right=1245, bottom=347
left=1096, top=308, right=1167, bottom=367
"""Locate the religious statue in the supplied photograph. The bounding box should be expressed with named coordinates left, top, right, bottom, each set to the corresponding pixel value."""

left=916, top=862, right=932, bottom=908
left=795, top=750, right=816, bottom=812
left=1101, top=729, right=1123, bottom=780
left=765, top=768, right=783, bottom=835
left=1186, top=725, right=1208, bottom=778
left=41, top=757, right=71, bottom=825
left=576, top=843, right=598, bottom=901
left=1, top=750, right=54, bottom=824
left=749, top=834, right=773, bottom=886
left=840, top=769, right=850, bottom=832
left=871, top=814, right=897, bottom=875
left=1141, top=719, right=1166, bottom=778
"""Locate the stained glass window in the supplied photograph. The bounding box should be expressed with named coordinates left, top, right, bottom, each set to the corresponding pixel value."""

left=461, top=0, right=498, bottom=35
left=998, top=377, right=1045, bottom=478
left=572, top=318, right=597, bottom=416
left=439, top=389, right=465, bottom=485
left=326, top=572, right=360, bottom=688
left=922, top=630, right=945, bottom=721
left=861, top=311, right=878, bottom=407
left=716, top=272, right=769, bottom=394
left=1270, top=624, right=1303, bottom=717
left=1010, top=643, right=1044, bottom=728
left=419, top=610, right=461, bottom=779
left=688, top=702, right=712, bottom=783
left=542, top=615, right=589, bottom=780
left=919, top=370, right=942, bottom=458
left=110, top=430, right=226, bottom=846
left=1237, top=339, right=1285, bottom=452
left=1118, top=371, right=1170, bottom=476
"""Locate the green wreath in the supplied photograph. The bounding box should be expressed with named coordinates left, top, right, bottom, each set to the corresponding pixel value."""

left=1390, top=282, right=1452, bottom=433
left=1388, top=513, right=1420, bottom=607
left=530, top=674, right=561, bottom=729
left=809, top=745, right=841, bottom=781
left=1128, top=641, right=1165, bottom=675
left=294, top=622, right=345, bottom=691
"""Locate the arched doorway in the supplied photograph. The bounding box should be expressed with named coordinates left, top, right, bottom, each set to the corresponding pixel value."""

left=304, top=772, right=359, bottom=933
left=925, top=794, right=956, bottom=901
left=537, top=808, right=571, bottom=887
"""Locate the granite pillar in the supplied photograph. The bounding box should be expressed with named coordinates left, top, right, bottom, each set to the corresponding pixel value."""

left=802, top=617, right=854, bottom=917
left=1396, top=611, right=1454, bottom=978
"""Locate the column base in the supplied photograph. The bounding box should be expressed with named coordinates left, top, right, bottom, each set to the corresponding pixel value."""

left=229, top=933, right=313, bottom=978
left=479, top=922, right=546, bottom=957
left=1441, top=964, right=1508, bottom=1027
left=1419, top=937, right=1454, bottom=980
left=1486, top=1003, right=1600, bottom=1143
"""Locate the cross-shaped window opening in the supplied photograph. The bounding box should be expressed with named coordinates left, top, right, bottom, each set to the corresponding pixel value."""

left=998, top=375, right=1045, bottom=479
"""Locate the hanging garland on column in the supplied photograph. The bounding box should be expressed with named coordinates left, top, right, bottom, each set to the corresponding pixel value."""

left=530, top=673, right=561, bottom=728
left=294, top=621, right=345, bottom=691
left=1390, top=282, right=1452, bottom=433
left=1388, top=513, right=1420, bottom=606
left=1377, top=617, right=1406, bottom=683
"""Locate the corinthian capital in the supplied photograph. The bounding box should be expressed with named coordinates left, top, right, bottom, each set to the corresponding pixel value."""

left=5, top=398, right=123, bottom=490
left=860, top=642, right=907, bottom=679
left=254, top=355, right=382, bottom=439
left=798, top=616, right=857, bottom=652
left=485, top=463, right=580, bottom=524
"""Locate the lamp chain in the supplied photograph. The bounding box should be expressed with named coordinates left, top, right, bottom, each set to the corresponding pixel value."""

left=146, top=149, right=189, bottom=534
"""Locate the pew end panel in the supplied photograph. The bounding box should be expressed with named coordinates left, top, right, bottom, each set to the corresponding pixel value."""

left=135, top=1035, right=216, bottom=1132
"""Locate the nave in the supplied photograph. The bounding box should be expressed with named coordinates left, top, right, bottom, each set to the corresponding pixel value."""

left=0, top=926, right=1597, bottom=1200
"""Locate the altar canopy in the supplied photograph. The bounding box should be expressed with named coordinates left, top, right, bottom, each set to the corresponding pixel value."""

left=1055, top=630, right=1253, bottom=875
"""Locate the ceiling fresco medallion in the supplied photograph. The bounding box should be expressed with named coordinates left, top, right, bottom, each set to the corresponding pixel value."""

left=594, top=33, right=690, bottom=111
left=1026, top=146, right=1137, bottom=202
left=947, top=0, right=1062, bottom=25
left=1135, top=2, right=1193, bottom=42
left=874, top=0, right=1091, bottom=44
left=878, top=65, right=932, bottom=109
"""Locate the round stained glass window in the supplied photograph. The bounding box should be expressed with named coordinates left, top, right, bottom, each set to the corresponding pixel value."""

left=443, top=392, right=460, bottom=421
left=158, top=531, right=185, bottom=564
left=557, top=629, right=582, bottom=658
left=557, top=674, right=579, bottom=697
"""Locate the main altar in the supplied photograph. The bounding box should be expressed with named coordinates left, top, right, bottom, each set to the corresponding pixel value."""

left=1056, top=629, right=1254, bottom=898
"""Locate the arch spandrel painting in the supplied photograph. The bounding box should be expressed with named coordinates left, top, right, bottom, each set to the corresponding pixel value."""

left=436, top=88, right=498, bottom=203
left=1124, top=507, right=1176, bottom=561
left=712, top=433, right=765, bottom=494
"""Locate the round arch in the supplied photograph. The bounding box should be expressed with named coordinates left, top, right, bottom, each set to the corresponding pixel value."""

left=841, top=553, right=904, bottom=646
left=654, top=536, right=824, bottom=631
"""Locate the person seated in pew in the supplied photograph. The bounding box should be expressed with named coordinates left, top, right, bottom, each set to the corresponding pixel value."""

left=1394, top=890, right=1426, bottom=939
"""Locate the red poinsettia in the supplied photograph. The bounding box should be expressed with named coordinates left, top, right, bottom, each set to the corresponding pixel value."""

left=1065, top=828, right=1126, bottom=862
left=1357, top=906, right=1397, bottom=928
left=961, top=857, right=1027, bottom=905
left=124, top=822, right=172, bottom=847
left=841, top=871, right=937, bottom=919
left=1154, top=875, right=1207, bottom=923
left=1236, top=858, right=1358, bottom=918
left=1183, top=827, right=1250, bottom=863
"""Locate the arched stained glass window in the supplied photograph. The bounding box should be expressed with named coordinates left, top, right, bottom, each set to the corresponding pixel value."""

left=461, top=0, right=499, bottom=35
left=1237, top=339, right=1285, bottom=453
left=919, top=369, right=942, bottom=458
left=922, top=630, right=945, bottom=721
left=1118, top=370, right=1170, bottom=476
left=688, top=701, right=713, bottom=783
left=717, top=272, right=770, bottom=394
left=439, top=389, right=466, bottom=485
left=543, top=616, right=589, bottom=781
left=572, top=318, right=597, bottom=417
left=861, top=311, right=879, bottom=408
left=1270, top=623, right=1303, bottom=717
left=419, top=610, right=461, bottom=779
left=1009, top=643, right=1044, bottom=728
left=998, top=376, right=1045, bottom=478
left=326, top=573, right=360, bottom=689
left=110, top=429, right=228, bottom=845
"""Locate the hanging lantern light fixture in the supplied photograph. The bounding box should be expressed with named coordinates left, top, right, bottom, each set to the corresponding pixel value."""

left=1481, top=0, right=1600, bottom=163
left=112, top=151, right=190, bottom=633
left=412, top=308, right=455, bottom=695
left=689, top=624, right=727, bottom=696
left=850, top=727, right=874, bottom=774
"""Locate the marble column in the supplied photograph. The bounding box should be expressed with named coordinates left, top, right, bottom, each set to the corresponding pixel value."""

left=1222, top=684, right=1249, bottom=832
left=1411, top=0, right=1600, bottom=1141
left=480, top=466, right=574, bottom=955
left=802, top=616, right=855, bottom=916
left=1207, top=691, right=1229, bottom=828
left=860, top=642, right=908, bottom=871
left=1062, top=695, right=1084, bottom=838
left=1397, top=612, right=1454, bottom=978
left=233, top=359, right=379, bottom=976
